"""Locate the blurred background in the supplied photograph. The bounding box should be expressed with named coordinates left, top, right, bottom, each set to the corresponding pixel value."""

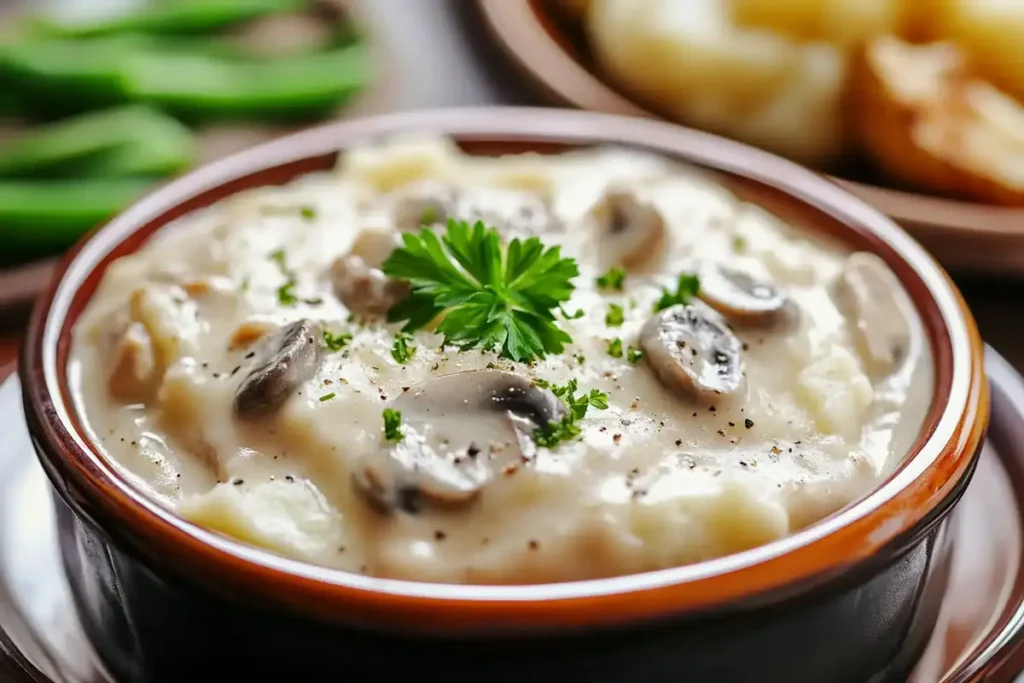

left=0, top=0, right=1022, bottom=379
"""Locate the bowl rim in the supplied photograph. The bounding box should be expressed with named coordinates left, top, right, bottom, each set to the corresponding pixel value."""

left=475, top=0, right=1024, bottom=237
left=19, top=106, right=988, bottom=632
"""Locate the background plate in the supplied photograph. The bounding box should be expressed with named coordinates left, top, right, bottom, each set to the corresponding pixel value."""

left=477, top=0, right=1024, bottom=277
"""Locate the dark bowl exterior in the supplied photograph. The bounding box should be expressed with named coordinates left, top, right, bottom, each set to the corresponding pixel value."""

left=19, top=108, right=989, bottom=683
left=49, top=483, right=963, bottom=683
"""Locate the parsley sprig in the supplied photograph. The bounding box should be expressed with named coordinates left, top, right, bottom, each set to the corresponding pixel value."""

left=391, top=332, right=416, bottom=364
left=382, top=220, right=579, bottom=363
left=653, top=273, right=700, bottom=312
left=532, top=379, right=608, bottom=448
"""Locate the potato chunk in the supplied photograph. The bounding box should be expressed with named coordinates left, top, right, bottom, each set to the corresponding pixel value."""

left=851, top=36, right=1024, bottom=206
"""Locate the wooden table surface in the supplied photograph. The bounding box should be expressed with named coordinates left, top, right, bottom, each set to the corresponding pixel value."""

left=1, top=1, right=1024, bottom=680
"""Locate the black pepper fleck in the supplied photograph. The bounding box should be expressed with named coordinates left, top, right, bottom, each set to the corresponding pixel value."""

left=745, top=419, right=754, bottom=429
left=434, top=530, right=447, bottom=541
left=285, top=475, right=295, bottom=482
left=528, top=540, right=539, bottom=550
left=233, top=479, right=244, bottom=486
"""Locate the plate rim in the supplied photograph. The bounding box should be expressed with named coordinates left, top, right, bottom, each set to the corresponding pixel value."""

left=475, top=0, right=1024, bottom=239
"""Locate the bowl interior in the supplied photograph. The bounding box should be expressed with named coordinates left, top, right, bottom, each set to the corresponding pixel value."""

left=24, top=108, right=982, bottom=629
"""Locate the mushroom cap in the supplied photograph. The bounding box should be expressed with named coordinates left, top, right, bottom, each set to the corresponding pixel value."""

left=698, top=263, right=789, bottom=324
left=640, top=300, right=745, bottom=399
left=234, top=319, right=324, bottom=418
left=833, top=251, right=914, bottom=377
left=590, top=188, right=667, bottom=272
left=352, top=370, right=567, bottom=513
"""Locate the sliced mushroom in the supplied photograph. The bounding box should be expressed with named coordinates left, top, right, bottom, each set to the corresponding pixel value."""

left=698, top=263, right=790, bottom=325
left=640, top=300, right=745, bottom=399
left=833, top=252, right=914, bottom=377
left=329, top=253, right=410, bottom=319
left=234, top=319, right=324, bottom=419
left=590, top=188, right=667, bottom=271
left=347, top=226, right=402, bottom=270
left=107, top=322, right=159, bottom=403
left=391, top=180, right=456, bottom=232
left=352, top=370, right=567, bottom=513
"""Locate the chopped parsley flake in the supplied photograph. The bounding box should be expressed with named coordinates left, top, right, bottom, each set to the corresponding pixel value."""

left=276, top=278, right=299, bottom=306
left=605, top=303, right=625, bottom=327
left=627, top=347, right=645, bottom=364
left=268, top=248, right=288, bottom=274
left=607, top=337, right=623, bottom=358
left=420, top=206, right=439, bottom=225
left=299, top=206, right=317, bottom=220
left=595, top=267, right=626, bottom=291
left=732, top=236, right=748, bottom=253
left=323, top=330, right=353, bottom=352
left=653, top=273, right=701, bottom=312
left=319, top=392, right=336, bottom=402
left=559, top=305, right=585, bottom=320
left=383, top=408, right=404, bottom=442
left=391, top=332, right=416, bottom=364
left=240, top=276, right=250, bottom=292
left=382, top=219, right=579, bottom=363
left=532, top=379, right=609, bottom=448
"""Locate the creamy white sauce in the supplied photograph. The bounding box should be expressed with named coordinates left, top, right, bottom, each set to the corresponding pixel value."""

left=69, top=136, right=933, bottom=584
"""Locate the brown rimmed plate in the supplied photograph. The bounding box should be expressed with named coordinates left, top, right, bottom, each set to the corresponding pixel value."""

left=476, top=0, right=1024, bottom=278
left=0, top=347, right=1021, bottom=682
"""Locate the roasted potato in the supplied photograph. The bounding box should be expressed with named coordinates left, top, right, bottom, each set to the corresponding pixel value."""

left=851, top=36, right=1024, bottom=206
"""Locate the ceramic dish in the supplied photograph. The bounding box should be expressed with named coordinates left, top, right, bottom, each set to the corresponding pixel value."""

left=475, top=0, right=1024, bottom=277
left=19, top=108, right=987, bottom=682
left=12, top=361, right=1024, bottom=681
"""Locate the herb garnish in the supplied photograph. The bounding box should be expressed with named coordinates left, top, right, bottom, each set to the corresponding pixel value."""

left=268, top=248, right=288, bottom=274
left=299, top=205, right=317, bottom=220
left=653, top=273, right=701, bottom=312
left=276, top=278, right=299, bottom=306
left=605, top=303, right=625, bottom=327
left=382, top=219, right=579, bottom=363
left=732, top=236, right=748, bottom=253
left=559, top=305, right=584, bottom=320
left=627, top=347, right=645, bottom=364
left=596, top=267, right=626, bottom=291
left=607, top=337, right=623, bottom=358
left=382, top=408, right=404, bottom=442
left=319, top=392, right=336, bottom=402
left=391, top=332, right=416, bottom=364
left=532, top=379, right=609, bottom=448
left=323, top=330, right=353, bottom=352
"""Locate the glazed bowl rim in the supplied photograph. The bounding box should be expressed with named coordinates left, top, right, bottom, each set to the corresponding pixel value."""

left=20, top=107, right=987, bottom=629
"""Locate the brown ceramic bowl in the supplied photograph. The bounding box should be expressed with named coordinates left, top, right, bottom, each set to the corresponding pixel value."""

left=19, top=108, right=988, bottom=683
left=476, top=0, right=1024, bottom=277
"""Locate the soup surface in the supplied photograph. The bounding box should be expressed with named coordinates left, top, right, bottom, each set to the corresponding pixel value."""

left=70, top=137, right=933, bottom=584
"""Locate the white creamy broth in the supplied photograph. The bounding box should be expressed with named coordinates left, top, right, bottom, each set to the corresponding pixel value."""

left=69, top=136, right=933, bottom=584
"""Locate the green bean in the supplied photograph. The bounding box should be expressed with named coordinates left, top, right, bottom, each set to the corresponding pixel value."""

left=0, top=178, right=154, bottom=254
left=0, top=105, right=194, bottom=177
left=30, top=0, right=306, bottom=38
left=122, top=42, right=369, bottom=122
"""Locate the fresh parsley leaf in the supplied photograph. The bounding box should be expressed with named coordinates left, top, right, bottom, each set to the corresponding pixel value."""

left=391, top=332, right=416, bottom=364
left=382, top=219, right=579, bottom=363
left=653, top=273, right=700, bottom=312
left=319, top=392, right=336, bottom=402
left=531, top=379, right=609, bottom=447
left=268, top=248, right=288, bottom=274
left=383, top=408, right=404, bottom=443
left=627, top=347, right=645, bottom=365
left=323, top=330, right=352, bottom=352
left=605, top=303, right=625, bottom=327
left=276, top=278, right=299, bottom=307
left=607, top=337, right=623, bottom=358
left=595, top=267, right=626, bottom=291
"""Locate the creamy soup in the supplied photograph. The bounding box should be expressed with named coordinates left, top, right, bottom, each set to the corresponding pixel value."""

left=70, top=136, right=932, bottom=584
